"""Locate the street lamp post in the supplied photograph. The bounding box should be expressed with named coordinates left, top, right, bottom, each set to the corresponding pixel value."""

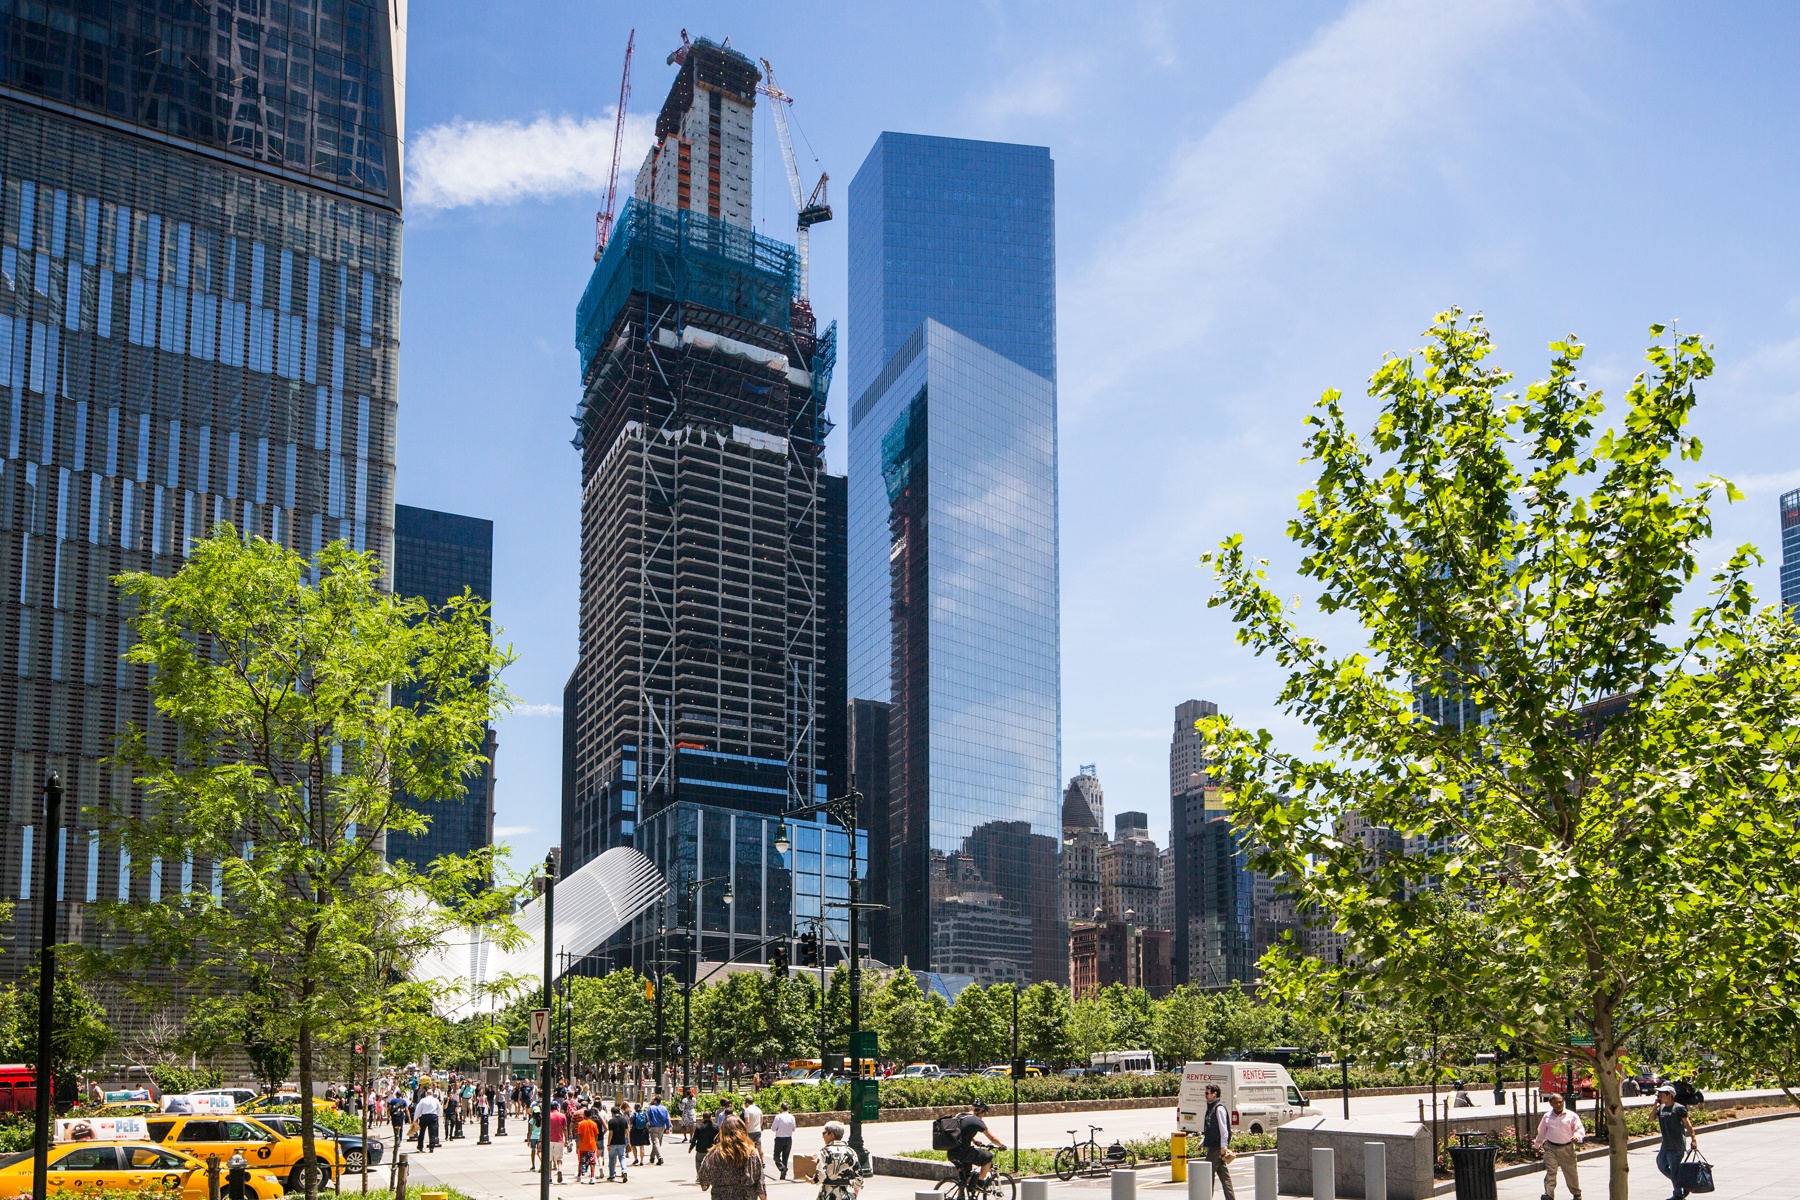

left=681, top=876, right=732, bottom=1093
left=538, top=849, right=558, bottom=1200
left=31, top=774, right=62, bottom=1200
left=774, top=788, right=880, bottom=1173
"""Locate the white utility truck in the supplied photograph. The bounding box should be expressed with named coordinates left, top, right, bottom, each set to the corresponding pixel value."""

left=1176, top=1060, right=1318, bottom=1136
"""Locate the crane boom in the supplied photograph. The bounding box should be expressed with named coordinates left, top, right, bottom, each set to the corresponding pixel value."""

left=757, top=57, right=831, bottom=306
left=595, top=29, right=635, bottom=261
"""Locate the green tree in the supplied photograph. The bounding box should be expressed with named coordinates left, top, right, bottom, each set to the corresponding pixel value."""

left=871, top=969, right=939, bottom=1066
left=1018, top=982, right=1073, bottom=1066
left=1151, top=985, right=1213, bottom=1066
left=1199, top=313, right=1800, bottom=1199
left=1066, top=995, right=1115, bottom=1065
left=12, top=971, right=114, bottom=1082
left=1097, top=984, right=1156, bottom=1051
left=83, top=531, right=518, bottom=1200
left=938, top=984, right=1003, bottom=1068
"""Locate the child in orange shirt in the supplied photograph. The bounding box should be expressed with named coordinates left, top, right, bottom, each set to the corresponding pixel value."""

left=576, top=1109, right=601, bottom=1183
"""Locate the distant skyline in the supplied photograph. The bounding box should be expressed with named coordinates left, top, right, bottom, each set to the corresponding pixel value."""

left=398, top=2, right=1800, bottom=870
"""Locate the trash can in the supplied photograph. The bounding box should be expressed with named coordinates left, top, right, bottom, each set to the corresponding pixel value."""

left=1446, top=1136, right=1497, bottom=1200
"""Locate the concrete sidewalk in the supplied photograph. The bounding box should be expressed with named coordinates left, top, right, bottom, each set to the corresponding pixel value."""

left=389, top=1109, right=1798, bottom=1200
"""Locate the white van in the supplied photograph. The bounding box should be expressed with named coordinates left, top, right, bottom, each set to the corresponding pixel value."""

left=1090, top=1050, right=1157, bottom=1076
left=1176, top=1061, right=1317, bottom=1136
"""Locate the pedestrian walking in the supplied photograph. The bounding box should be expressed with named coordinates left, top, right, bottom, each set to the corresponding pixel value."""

left=647, top=1093, right=671, bottom=1164
left=693, top=1109, right=720, bottom=1162
left=577, top=1107, right=602, bottom=1183
left=631, top=1099, right=651, bottom=1165
left=414, top=1089, right=443, bottom=1153
left=1533, top=1090, right=1585, bottom=1200
left=1200, top=1084, right=1238, bottom=1200
left=698, top=1115, right=767, bottom=1200
left=1654, top=1084, right=1699, bottom=1200
left=528, top=1109, right=542, bottom=1171
left=815, top=1122, right=860, bottom=1200
left=681, top=1089, right=698, bottom=1143
left=389, top=1091, right=409, bottom=1148
left=742, top=1098, right=764, bottom=1157
left=771, top=1102, right=797, bottom=1179
left=548, top=1102, right=569, bottom=1183
left=608, top=1104, right=632, bottom=1182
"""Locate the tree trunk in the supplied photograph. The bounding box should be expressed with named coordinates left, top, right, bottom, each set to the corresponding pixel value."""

left=1593, top=1005, right=1630, bottom=1200
left=300, top=986, right=319, bottom=1200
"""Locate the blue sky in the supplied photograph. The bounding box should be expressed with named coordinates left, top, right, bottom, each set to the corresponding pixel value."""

left=395, top=1, right=1800, bottom=866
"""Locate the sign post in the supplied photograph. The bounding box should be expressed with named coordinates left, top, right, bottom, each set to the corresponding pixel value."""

left=528, top=1010, right=551, bottom=1062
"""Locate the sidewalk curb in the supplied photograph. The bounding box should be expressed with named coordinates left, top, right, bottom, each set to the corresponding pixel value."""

left=1430, top=1106, right=1800, bottom=1194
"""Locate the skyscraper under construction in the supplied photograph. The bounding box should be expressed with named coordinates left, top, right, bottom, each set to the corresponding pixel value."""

left=563, top=37, right=852, bottom=968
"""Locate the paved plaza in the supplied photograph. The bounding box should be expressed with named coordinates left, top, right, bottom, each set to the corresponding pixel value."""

left=391, top=1105, right=1797, bottom=1200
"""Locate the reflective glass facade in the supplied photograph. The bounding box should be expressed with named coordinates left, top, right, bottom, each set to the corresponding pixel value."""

left=848, top=321, right=1061, bottom=984
left=0, top=2, right=401, bottom=1017
left=388, top=504, right=495, bottom=871
left=1782, top=487, right=1799, bottom=616
left=847, top=134, right=1055, bottom=401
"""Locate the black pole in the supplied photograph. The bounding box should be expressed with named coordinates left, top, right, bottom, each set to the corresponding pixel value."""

left=846, top=792, right=866, bottom=1172
left=32, top=773, right=62, bottom=1200
left=1493, top=1047, right=1504, bottom=1106
left=1011, top=987, right=1020, bottom=1175
left=655, top=908, right=667, bottom=1093
left=540, top=850, right=557, bottom=1200
left=686, top=890, right=697, bottom=1094
left=1337, top=950, right=1350, bottom=1119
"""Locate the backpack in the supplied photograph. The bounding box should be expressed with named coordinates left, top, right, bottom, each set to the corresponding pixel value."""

left=1674, top=1080, right=1704, bottom=1106
left=633, top=1110, right=649, bottom=1132
left=932, top=1114, right=962, bottom=1151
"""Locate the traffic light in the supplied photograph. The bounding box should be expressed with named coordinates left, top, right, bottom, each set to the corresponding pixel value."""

left=799, top=929, right=819, bottom=966
left=771, top=944, right=790, bottom=978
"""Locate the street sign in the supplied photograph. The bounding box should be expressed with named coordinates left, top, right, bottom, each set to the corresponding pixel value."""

left=528, top=1008, right=551, bottom=1061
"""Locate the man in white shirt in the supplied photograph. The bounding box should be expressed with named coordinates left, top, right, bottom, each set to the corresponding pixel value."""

left=771, top=1102, right=798, bottom=1178
left=413, top=1088, right=444, bottom=1153
left=742, top=1098, right=764, bottom=1155
left=1533, top=1091, right=1586, bottom=1200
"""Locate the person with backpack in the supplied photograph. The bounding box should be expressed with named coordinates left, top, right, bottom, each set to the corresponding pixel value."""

left=630, top=1097, right=652, bottom=1166
left=940, top=1099, right=1006, bottom=1187
left=1654, top=1085, right=1699, bottom=1200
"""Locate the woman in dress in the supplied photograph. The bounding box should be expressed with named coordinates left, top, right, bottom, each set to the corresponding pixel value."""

left=816, top=1121, right=862, bottom=1200
left=697, top=1115, right=766, bottom=1200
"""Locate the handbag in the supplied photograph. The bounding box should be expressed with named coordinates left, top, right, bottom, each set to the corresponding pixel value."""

left=1675, top=1147, right=1714, bottom=1194
left=1220, top=1147, right=1238, bottom=1164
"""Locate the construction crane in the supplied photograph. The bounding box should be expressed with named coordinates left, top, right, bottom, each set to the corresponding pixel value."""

left=594, top=28, right=635, bottom=261
left=758, top=58, right=831, bottom=316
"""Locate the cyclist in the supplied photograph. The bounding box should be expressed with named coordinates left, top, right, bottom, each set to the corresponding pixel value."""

left=948, top=1099, right=1008, bottom=1186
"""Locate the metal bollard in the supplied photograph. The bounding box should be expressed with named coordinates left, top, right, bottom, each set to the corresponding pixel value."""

left=1172, top=1132, right=1188, bottom=1184
left=917, top=1192, right=940, bottom=1200
left=1022, top=1181, right=1050, bottom=1200
left=1189, top=1155, right=1214, bottom=1200
left=1113, top=1168, right=1138, bottom=1200
left=1255, top=1152, right=1278, bottom=1200
left=1312, top=1147, right=1335, bottom=1200
left=1365, top=1142, right=1387, bottom=1200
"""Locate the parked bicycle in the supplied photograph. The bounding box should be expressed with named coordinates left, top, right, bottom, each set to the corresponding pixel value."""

left=1054, top=1125, right=1136, bottom=1181
left=936, top=1159, right=1017, bottom=1200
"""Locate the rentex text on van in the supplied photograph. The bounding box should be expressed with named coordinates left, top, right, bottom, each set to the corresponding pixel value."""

left=1176, top=1061, right=1318, bottom=1137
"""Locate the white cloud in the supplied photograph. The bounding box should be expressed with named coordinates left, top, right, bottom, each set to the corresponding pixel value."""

left=493, top=826, right=533, bottom=838
left=1063, top=0, right=1546, bottom=412
left=406, top=111, right=657, bottom=211
left=509, top=703, right=564, bottom=718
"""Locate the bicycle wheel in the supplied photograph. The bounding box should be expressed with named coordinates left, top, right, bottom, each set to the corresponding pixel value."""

left=986, top=1171, right=1017, bottom=1200
left=1054, top=1147, right=1080, bottom=1182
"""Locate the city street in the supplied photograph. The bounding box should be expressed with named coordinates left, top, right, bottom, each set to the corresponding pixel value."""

left=394, top=1098, right=1796, bottom=1200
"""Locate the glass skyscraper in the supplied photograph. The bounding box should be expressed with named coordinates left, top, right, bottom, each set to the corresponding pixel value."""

left=389, top=504, right=496, bottom=871
left=0, top=0, right=404, bottom=1009
left=847, top=134, right=1062, bottom=984
left=1782, top=487, right=1800, bottom=616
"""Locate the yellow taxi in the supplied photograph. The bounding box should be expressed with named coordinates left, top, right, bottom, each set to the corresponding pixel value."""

left=145, top=1113, right=341, bottom=1193
left=0, top=1140, right=287, bottom=1197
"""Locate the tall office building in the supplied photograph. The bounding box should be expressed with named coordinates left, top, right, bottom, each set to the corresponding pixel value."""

left=564, top=37, right=852, bottom=969
left=1060, top=766, right=1106, bottom=928
left=1102, top=811, right=1163, bottom=927
left=388, top=503, right=496, bottom=870
left=1169, top=699, right=1220, bottom=984
left=847, top=133, right=1061, bottom=983
left=1782, top=487, right=1800, bottom=616
left=0, top=2, right=404, bottom=1003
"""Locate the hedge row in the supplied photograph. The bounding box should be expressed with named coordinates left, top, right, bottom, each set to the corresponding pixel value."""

left=700, top=1072, right=1184, bottom=1116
